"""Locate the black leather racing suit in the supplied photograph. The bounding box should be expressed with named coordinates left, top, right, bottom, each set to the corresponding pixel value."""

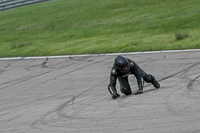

left=108, top=58, right=156, bottom=96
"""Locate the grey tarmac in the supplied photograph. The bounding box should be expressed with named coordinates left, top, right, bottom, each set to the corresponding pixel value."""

left=0, top=50, right=200, bottom=133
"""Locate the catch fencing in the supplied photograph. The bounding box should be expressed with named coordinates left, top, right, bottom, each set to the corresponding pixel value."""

left=0, top=0, right=52, bottom=11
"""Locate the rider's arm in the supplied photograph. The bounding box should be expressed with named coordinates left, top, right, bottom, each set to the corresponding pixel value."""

left=108, top=68, right=118, bottom=95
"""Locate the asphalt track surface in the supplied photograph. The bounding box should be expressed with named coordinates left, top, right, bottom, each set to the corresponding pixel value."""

left=0, top=50, right=200, bottom=133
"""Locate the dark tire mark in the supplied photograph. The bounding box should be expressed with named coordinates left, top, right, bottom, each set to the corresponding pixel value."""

left=31, top=78, right=108, bottom=130
left=159, top=61, right=200, bottom=82
left=0, top=71, right=51, bottom=91
left=29, top=56, right=113, bottom=90
left=55, top=62, right=77, bottom=69
left=1, top=52, right=200, bottom=132
left=163, top=61, right=200, bottom=118
left=0, top=57, right=89, bottom=90
left=187, top=75, right=200, bottom=90
left=0, top=64, right=10, bottom=74
left=0, top=94, right=59, bottom=112
left=41, top=57, right=48, bottom=68
left=26, top=58, right=50, bottom=71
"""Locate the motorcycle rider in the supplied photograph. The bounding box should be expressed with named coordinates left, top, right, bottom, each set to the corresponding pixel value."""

left=108, top=55, right=160, bottom=99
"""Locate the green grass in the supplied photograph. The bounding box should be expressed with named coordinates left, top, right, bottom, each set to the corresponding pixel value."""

left=0, top=0, right=200, bottom=57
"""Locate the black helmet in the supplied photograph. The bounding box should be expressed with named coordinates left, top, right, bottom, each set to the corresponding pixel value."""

left=114, top=55, right=130, bottom=73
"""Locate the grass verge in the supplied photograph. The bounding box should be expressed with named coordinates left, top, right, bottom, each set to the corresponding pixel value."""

left=0, top=0, right=200, bottom=57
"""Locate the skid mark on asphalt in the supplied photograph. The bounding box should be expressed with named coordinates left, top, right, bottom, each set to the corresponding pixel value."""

left=138, top=60, right=200, bottom=95
left=0, top=58, right=52, bottom=87
left=1, top=51, right=200, bottom=133
left=27, top=56, right=113, bottom=90
left=31, top=78, right=108, bottom=131
left=0, top=71, right=52, bottom=91
left=163, top=60, right=200, bottom=119
left=187, top=74, right=200, bottom=90
left=0, top=64, right=10, bottom=74
left=159, top=61, right=200, bottom=82
left=0, top=56, right=98, bottom=91
left=1, top=56, right=90, bottom=83
left=41, top=58, right=48, bottom=68
left=0, top=56, right=110, bottom=114
left=29, top=57, right=114, bottom=131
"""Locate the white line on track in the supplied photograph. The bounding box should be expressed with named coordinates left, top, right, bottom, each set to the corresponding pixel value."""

left=0, top=49, right=200, bottom=61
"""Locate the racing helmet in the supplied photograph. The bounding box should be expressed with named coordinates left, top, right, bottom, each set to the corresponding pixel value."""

left=114, top=55, right=130, bottom=73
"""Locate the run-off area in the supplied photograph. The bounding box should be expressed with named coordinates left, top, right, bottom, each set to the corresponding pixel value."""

left=0, top=51, right=200, bottom=133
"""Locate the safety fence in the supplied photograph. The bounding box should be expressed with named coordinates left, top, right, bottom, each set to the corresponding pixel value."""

left=0, top=0, right=52, bottom=11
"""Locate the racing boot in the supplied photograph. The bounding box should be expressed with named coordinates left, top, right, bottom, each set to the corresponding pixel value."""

left=152, top=77, right=160, bottom=89
left=112, top=93, right=120, bottom=99
left=134, top=88, right=143, bottom=95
